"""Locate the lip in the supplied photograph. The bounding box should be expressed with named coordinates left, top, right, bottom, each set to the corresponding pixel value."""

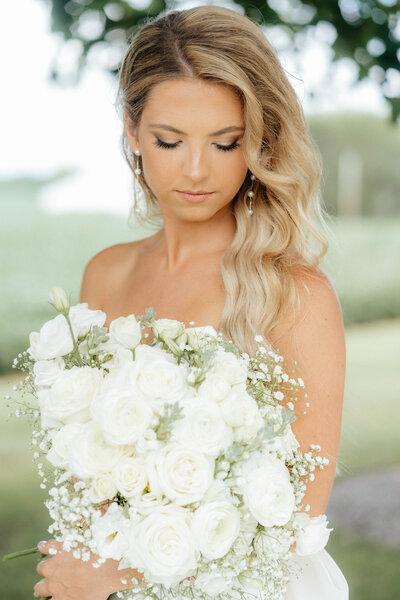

left=176, top=190, right=214, bottom=203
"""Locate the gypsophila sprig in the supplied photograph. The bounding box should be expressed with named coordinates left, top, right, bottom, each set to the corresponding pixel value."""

left=3, top=287, right=334, bottom=600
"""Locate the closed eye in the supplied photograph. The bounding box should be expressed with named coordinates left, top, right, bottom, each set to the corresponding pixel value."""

left=153, top=137, right=240, bottom=152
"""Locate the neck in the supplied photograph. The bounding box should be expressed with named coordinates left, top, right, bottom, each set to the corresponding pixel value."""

left=154, top=206, right=237, bottom=270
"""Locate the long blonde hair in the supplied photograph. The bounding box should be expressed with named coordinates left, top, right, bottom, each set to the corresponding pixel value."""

left=116, top=5, right=331, bottom=356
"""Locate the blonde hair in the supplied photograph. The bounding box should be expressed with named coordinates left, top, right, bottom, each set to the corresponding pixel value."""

left=116, top=5, right=331, bottom=356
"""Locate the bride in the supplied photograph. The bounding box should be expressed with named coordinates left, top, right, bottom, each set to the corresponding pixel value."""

left=34, top=5, right=349, bottom=599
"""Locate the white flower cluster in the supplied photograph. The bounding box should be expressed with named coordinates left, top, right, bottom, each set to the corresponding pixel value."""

left=9, top=289, right=333, bottom=600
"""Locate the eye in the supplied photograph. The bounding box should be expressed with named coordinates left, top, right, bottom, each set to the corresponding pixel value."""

left=152, top=137, right=241, bottom=152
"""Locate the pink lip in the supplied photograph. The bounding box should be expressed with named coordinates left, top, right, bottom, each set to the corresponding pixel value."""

left=176, top=190, right=214, bottom=203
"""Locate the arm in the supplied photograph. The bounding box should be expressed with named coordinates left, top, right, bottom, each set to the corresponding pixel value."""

left=269, top=271, right=346, bottom=517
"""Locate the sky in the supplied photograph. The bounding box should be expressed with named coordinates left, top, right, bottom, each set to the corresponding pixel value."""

left=0, top=0, right=392, bottom=214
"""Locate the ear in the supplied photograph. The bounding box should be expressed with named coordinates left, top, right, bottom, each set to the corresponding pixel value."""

left=123, top=108, right=139, bottom=148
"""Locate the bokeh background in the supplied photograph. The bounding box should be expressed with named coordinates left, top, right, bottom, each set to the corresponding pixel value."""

left=1, top=1, right=399, bottom=598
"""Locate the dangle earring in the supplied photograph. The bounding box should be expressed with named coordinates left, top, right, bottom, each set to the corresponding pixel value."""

left=245, top=173, right=256, bottom=215
left=133, top=148, right=145, bottom=218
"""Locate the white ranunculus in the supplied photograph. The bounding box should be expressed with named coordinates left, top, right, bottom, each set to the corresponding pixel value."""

left=46, top=423, right=84, bottom=468
left=195, top=572, right=231, bottom=594
left=197, top=372, right=232, bottom=403
left=69, top=303, right=106, bottom=338
left=67, top=421, right=130, bottom=479
left=33, top=357, right=65, bottom=387
left=113, top=457, right=148, bottom=498
left=38, top=365, right=102, bottom=427
left=153, top=443, right=214, bottom=505
left=109, top=314, right=142, bottom=349
left=27, top=315, right=73, bottom=360
left=220, top=388, right=264, bottom=443
left=89, top=472, right=118, bottom=503
left=172, top=397, right=233, bottom=456
left=91, top=503, right=130, bottom=560
left=127, top=504, right=198, bottom=587
left=130, top=345, right=191, bottom=413
left=240, top=452, right=295, bottom=527
left=295, top=514, right=333, bottom=556
left=213, top=348, right=248, bottom=386
left=91, top=376, right=154, bottom=446
left=191, top=499, right=241, bottom=559
left=152, top=318, right=185, bottom=341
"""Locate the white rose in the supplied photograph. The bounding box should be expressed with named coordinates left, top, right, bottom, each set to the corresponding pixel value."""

left=130, top=345, right=191, bottom=413
left=220, top=389, right=264, bottom=443
left=197, top=372, right=232, bottom=403
left=91, top=375, right=154, bottom=446
left=172, top=397, right=233, bottom=456
left=127, top=504, right=198, bottom=587
left=109, top=315, right=142, bottom=349
left=191, top=499, right=241, bottom=559
left=67, top=421, right=130, bottom=479
left=38, top=365, right=102, bottom=428
left=33, top=357, right=65, bottom=387
left=213, top=348, right=248, bottom=386
left=195, top=572, right=231, bottom=594
left=295, top=514, right=333, bottom=556
left=69, top=303, right=106, bottom=338
left=46, top=423, right=84, bottom=468
left=113, top=458, right=148, bottom=498
left=128, top=492, right=169, bottom=516
left=89, top=472, right=118, bottom=503
left=153, top=443, right=214, bottom=505
left=27, top=315, right=73, bottom=360
left=91, top=503, right=129, bottom=560
left=240, top=453, right=295, bottom=527
left=152, top=318, right=185, bottom=340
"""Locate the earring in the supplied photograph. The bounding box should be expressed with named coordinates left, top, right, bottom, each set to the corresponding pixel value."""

left=245, top=173, right=256, bottom=215
left=133, top=149, right=145, bottom=218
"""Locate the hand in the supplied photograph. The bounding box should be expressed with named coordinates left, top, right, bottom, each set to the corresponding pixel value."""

left=34, top=539, right=142, bottom=600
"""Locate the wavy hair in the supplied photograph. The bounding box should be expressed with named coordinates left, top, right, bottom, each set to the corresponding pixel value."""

left=116, top=5, right=332, bottom=356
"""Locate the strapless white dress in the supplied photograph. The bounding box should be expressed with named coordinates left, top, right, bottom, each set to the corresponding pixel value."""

left=189, top=326, right=349, bottom=600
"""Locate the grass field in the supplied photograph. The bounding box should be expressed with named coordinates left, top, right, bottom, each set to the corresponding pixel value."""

left=1, top=318, right=399, bottom=599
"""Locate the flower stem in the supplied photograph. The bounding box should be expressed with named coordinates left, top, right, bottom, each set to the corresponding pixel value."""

left=2, top=547, right=46, bottom=561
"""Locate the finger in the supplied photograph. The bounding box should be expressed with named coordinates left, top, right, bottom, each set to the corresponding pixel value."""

left=36, top=559, right=52, bottom=577
left=37, top=539, right=62, bottom=556
left=33, top=577, right=50, bottom=598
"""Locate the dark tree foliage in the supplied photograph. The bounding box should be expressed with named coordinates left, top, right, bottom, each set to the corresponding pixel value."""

left=44, top=0, right=400, bottom=121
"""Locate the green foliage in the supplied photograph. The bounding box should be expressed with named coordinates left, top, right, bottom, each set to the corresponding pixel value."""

left=154, top=401, right=184, bottom=441
left=43, top=0, right=400, bottom=121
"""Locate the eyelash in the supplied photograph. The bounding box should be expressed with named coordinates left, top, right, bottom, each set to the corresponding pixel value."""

left=153, top=137, right=240, bottom=152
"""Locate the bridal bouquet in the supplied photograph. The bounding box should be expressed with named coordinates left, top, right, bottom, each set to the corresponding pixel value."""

left=4, top=287, right=332, bottom=600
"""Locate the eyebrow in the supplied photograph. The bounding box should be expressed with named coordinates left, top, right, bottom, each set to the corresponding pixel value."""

left=148, top=123, right=245, bottom=136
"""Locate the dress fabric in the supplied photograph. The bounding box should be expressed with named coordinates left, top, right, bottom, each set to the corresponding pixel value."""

left=284, top=549, right=349, bottom=599
left=188, top=326, right=349, bottom=600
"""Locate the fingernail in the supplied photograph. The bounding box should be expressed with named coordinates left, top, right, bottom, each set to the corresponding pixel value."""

left=37, top=541, right=47, bottom=549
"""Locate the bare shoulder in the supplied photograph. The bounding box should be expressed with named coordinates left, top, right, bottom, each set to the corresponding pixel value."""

left=270, top=268, right=345, bottom=364
left=79, top=240, right=141, bottom=309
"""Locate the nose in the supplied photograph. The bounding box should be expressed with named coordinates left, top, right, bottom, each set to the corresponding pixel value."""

left=181, top=146, right=210, bottom=181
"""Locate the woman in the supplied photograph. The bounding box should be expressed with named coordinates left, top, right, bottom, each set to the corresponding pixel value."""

left=34, top=5, right=348, bottom=599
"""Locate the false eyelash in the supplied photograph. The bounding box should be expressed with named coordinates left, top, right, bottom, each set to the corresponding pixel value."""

left=153, top=137, right=240, bottom=152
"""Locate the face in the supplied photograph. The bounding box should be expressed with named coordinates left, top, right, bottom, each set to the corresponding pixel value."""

left=124, top=78, right=249, bottom=222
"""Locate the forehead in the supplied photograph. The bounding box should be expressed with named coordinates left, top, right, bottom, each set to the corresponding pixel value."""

left=142, top=79, right=244, bottom=129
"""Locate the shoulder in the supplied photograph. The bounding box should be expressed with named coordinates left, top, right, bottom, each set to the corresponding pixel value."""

left=270, top=267, right=345, bottom=373
left=79, top=240, right=141, bottom=308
